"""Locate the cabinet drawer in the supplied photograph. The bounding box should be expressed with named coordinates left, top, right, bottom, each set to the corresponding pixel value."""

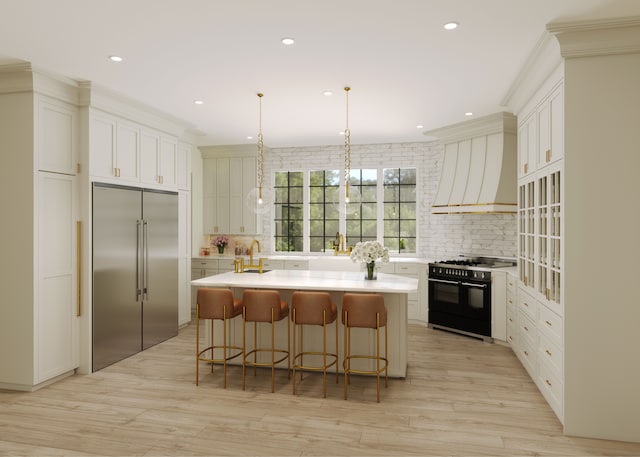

left=284, top=260, right=308, bottom=270
left=506, top=321, right=517, bottom=349
left=218, top=259, right=236, bottom=272
left=518, top=333, right=537, bottom=378
left=538, top=358, right=564, bottom=421
left=538, top=303, right=563, bottom=346
left=376, top=262, right=396, bottom=274
left=192, top=259, right=218, bottom=270
left=261, top=259, right=284, bottom=269
left=518, top=309, right=536, bottom=347
left=518, top=292, right=537, bottom=322
left=538, top=333, right=563, bottom=377
left=395, top=263, right=420, bottom=275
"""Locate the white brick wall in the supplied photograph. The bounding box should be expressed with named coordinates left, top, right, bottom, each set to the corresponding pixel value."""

left=261, top=141, right=516, bottom=259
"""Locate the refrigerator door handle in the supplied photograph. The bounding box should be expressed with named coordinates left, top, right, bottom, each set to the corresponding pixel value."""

left=143, top=220, right=149, bottom=300
left=136, top=219, right=142, bottom=301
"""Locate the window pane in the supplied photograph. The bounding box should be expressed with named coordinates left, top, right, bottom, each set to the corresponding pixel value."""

left=400, top=168, right=416, bottom=184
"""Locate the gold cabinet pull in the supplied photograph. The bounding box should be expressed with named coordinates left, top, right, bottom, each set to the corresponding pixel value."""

left=545, top=320, right=552, bottom=327
left=545, top=349, right=552, bottom=356
left=524, top=326, right=529, bottom=332
left=524, top=163, right=529, bottom=174
left=546, top=379, right=552, bottom=387
left=546, top=149, right=551, bottom=162
left=524, top=350, right=529, bottom=356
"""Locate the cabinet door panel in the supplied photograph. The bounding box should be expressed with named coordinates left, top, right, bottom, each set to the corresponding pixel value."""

left=90, top=115, right=116, bottom=178
left=140, top=131, right=159, bottom=185
left=37, top=173, right=78, bottom=382
left=37, top=97, right=77, bottom=175
left=116, top=122, right=140, bottom=180
left=160, top=138, right=177, bottom=187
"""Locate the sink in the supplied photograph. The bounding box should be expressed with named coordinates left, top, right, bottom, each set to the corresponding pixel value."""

left=242, top=269, right=271, bottom=274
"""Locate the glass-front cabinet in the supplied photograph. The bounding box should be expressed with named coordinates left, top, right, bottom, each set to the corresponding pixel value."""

left=518, top=163, right=562, bottom=314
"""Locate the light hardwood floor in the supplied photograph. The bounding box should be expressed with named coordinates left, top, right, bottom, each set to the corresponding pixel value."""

left=2, top=321, right=639, bottom=456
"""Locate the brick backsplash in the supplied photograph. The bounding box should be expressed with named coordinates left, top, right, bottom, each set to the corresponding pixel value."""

left=261, top=141, right=516, bottom=259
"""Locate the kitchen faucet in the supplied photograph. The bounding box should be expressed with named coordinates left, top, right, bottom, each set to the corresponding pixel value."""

left=244, top=239, right=264, bottom=272
left=333, top=232, right=352, bottom=255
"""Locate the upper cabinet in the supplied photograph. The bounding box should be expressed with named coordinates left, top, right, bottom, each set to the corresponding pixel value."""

left=89, top=110, right=188, bottom=191
left=201, top=145, right=258, bottom=235
left=518, top=81, right=564, bottom=178
left=35, top=94, right=78, bottom=175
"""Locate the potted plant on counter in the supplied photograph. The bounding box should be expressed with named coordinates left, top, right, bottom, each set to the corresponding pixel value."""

left=212, top=235, right=229, bottom=255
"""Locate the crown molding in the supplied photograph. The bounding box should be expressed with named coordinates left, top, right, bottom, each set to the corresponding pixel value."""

left=423, top=112, right=516, bottom=144
left=547, top=16, right=640, bottom=58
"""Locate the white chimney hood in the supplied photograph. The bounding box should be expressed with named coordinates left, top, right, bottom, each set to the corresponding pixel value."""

left=425, top=112, right=517, bottom=214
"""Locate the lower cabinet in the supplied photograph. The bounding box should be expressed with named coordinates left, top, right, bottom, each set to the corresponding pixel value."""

left=515, top=285, right=564, bottom=422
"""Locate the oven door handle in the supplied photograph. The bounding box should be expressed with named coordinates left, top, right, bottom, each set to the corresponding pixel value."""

left=461, top=281, right=488, bottom=288
left=428, top=278, right=460, bottom=286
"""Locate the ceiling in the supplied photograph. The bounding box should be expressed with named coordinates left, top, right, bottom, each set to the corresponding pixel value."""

left=1, top=0, right=639, bottom=148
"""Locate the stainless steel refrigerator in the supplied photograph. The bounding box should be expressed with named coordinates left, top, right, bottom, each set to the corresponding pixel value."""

left=92, top=183, right=178, bottom=372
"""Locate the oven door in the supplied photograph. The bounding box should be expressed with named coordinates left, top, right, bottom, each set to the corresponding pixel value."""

left=429, top=278, right=492, bottom=337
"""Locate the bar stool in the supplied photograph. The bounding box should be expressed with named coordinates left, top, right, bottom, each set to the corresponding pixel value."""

left=242, top=289, right=290, bottom=392
left=195, top=288, right=243, bottom=387
left=291, top=291, right=339, bottom=397
left=342, top=292, right=388, bottom=402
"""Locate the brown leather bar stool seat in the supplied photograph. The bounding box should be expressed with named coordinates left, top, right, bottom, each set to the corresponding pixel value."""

left=342, top=292, right=388, bottom=402
left=242, top=289, right=290, bottom=392
left=291, top=291, right=339, bottom=397
left=195, top=288, right=243, bottom=387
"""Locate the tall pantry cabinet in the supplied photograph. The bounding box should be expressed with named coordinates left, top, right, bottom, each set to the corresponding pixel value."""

left=515, top=60, right=565, bottom=421
left=0, top=66, right=80, bottom=390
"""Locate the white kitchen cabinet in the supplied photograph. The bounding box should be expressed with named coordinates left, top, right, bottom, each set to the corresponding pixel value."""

left=505, top=272, right=518, bottom=350
left=0, top=75, right=80, bottom=390
left=177, top=142, right=191, bottom=191
left=537, top=82, right=564, bottom=167
left=518, top=80, right=564, bottom=179
left=35, top=95, right=78, bottom=175
left=140, top=129, right=160, bottom=185
left=229, top=156, right=257, bottom=234
left=159, top=137, right=178, bottom=187
left=37, top=172, right=79, bottom=382
left=90, top=111, right=180, bottom=190
left=178, top=191, right=191, bottom=326
left=203, top=155, right=258, bottom=235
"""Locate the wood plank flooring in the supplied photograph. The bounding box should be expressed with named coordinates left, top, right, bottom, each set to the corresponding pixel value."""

left=2, top=321, right=640, bottom=456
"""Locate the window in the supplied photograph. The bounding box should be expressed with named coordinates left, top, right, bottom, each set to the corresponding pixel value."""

left=274, top=171, right=304, bottom=252
left=345, top=169, right=377, bottom=244
left=273, top=168, right=416, bottom=254
left=309, top=170, right=340, bottom=252
left=383, top=168, right=416, bottom=253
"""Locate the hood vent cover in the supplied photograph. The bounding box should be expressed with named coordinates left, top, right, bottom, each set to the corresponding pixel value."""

left=425, top=112, right=517, bottom=214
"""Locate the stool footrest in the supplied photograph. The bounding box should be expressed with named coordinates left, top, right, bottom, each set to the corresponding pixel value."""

left=198, top=345, right=243, bottom=364
left=293, top=351, right=338, bottom=372
left=244, top=349, right=289, bottom=368
left=343, top=355, right=389, bottom=376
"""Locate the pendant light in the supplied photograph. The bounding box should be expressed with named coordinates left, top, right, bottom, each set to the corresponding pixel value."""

left=339, top=86, right=360, bottom=215
left=245, top=92, right=270, bottom=215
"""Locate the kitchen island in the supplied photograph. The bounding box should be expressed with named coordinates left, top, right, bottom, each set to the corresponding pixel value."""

left=191, top=269, right=419, bottom=377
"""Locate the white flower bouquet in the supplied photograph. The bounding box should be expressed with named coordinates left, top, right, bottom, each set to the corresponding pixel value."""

left=350, top=241, right=389, bottom=265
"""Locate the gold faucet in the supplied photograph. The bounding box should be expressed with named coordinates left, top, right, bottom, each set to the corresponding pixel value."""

left=246, top=239, right=263, bottom=271
left=333, top=232, right=352, bottom=256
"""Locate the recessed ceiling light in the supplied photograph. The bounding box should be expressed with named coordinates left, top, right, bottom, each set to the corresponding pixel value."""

left=444, top=22, right=458, bottom=30
left=194, top=100, right=204, bottom=105
left=323, top=90, right=333, bottom=96
left=465, top=112, right=473, bottom=116
left=247, top=136, right=253, bottom=140
left=109, top=55, right=123, bottom=62
left=339, top=131, right=345, bottom=135
left=416, top=125, right=424, bottom=129
left=281, top=37, right=295, bottom=45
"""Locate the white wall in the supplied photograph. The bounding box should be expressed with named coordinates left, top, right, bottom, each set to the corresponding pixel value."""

left=264, top=141, right=517, bottom=259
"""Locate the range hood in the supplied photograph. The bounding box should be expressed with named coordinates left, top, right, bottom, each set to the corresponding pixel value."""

left=425, top=112, right=517, bottom=214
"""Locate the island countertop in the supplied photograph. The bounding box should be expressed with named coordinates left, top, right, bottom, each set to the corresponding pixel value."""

left=191, top=269, right=418, bottom=378
left=191, top=269, right=419, bottom=293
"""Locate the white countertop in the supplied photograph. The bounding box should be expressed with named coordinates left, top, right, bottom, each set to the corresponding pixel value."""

left=192, top=254, right=430, bottom=264
left=191, top=269, right=419, bottom=293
